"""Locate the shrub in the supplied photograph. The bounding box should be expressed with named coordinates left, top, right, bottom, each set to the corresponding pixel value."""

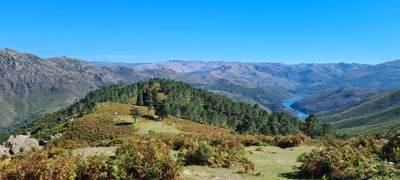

left=113, top=138, right=183, bottom=179
left=177, top=136, right=252, bottom=172
left=182, top=140, right=213, bottom=166
left=296, top=135, right=397, bottom=179
left=381, top=132, right=400, bottom=163
left=0, top=150, right=77, bottom=180
left=75, top=155, right=112, bottom=180
left=275, top=132, right=310, bottom=148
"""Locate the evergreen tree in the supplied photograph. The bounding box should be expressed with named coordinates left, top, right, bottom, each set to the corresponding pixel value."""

left=130, top=107, right=142, bottom=124
left=137, top=92, right=144, bottom=106
left=304, top=114, right=322, bottom=138
left=155, top=100, right=170, bottom=120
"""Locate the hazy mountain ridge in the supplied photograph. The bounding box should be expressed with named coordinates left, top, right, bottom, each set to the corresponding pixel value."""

left=301, top=60, right=400, bottom=93
left=93, top=60, right=226, bottom=73
left=92, top=60, right=372, bottom=90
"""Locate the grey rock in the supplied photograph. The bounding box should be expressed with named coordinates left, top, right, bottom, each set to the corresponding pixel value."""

left=0, top=145, right=9, bottom=156
left=6, top=135, right=39, bottom=154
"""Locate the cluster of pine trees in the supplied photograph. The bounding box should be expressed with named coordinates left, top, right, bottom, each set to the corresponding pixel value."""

left=133, top=79, right=331, bottom=137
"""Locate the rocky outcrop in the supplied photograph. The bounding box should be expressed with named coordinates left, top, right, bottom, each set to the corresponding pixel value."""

left=6, top=135, right=39, bottom=154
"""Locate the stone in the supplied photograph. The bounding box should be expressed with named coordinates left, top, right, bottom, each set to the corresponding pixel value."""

left=6, top=135, right=39, bottom=154
left=0, top=145, right=9, bottom=156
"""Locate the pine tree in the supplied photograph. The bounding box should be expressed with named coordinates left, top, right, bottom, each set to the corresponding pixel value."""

left=304, top=114, right=322, bottom=138
left=137, top=92, right=144, bottom=106
left=130, top=106, right=142, bottom=124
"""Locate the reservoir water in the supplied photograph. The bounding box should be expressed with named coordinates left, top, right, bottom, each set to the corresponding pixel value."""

left=283, top=97, right=309, bottom=119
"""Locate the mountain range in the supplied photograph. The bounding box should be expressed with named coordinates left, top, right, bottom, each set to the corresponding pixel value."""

left=92, top=60, right=372, bottom=91
left=1, top=47, right=400, bottom=134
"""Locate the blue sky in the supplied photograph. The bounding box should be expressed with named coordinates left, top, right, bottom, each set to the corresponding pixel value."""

left=0, top=0, right=399, bottom=64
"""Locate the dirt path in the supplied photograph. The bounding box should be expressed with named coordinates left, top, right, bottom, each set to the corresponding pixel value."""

left=73, top=146, right=117, bottom=157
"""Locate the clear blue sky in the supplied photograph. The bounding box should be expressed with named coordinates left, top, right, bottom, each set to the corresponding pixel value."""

left=0, top=0, right=399, bottom=64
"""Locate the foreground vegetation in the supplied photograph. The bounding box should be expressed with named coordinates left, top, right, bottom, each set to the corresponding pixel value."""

left=2, top=128, right=400, bottom=179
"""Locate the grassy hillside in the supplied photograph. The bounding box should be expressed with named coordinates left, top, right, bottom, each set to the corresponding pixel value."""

left=317, top=88, right=400, bottom=136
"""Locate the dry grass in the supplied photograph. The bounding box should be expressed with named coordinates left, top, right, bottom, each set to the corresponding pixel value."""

left=180, top=145, right=314, bottom=180
left=73, top=147, right=117, bottom=157
left=64, top=102, right=137, bottom=143
left=135, top=119, right=183, bottom=134
left=165, top=118, right=231, bottom=134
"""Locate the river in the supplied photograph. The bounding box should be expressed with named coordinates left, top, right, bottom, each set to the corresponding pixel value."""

left=283, top=97, right=309, bottom=119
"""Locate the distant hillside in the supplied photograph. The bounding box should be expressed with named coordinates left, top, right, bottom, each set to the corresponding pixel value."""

left=291, top=88, right=392, bottom=114
left=0, top=48, right=119, bottom=131
left=316, top=88, right=400, bottom=136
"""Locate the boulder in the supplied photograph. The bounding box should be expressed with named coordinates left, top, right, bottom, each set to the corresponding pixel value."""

left=6, top=135, right=39, bottom=154
left=0, top=145, right=9, bottom=156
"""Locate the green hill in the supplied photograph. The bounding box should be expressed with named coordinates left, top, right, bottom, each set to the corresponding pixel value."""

left=317, top=88, right=400, bottom=136
left=0, top=79, right=306, bottom=143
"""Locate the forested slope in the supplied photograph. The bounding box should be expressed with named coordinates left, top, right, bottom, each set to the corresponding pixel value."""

left=1, top=79, right=330, bottom=142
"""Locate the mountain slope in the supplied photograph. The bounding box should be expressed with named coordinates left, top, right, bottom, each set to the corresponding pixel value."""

left=316, top=88, right=400, bottom=135
left=291, top=88, right=392, bottom=114
left=0, top=48, right=120, bottom=130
